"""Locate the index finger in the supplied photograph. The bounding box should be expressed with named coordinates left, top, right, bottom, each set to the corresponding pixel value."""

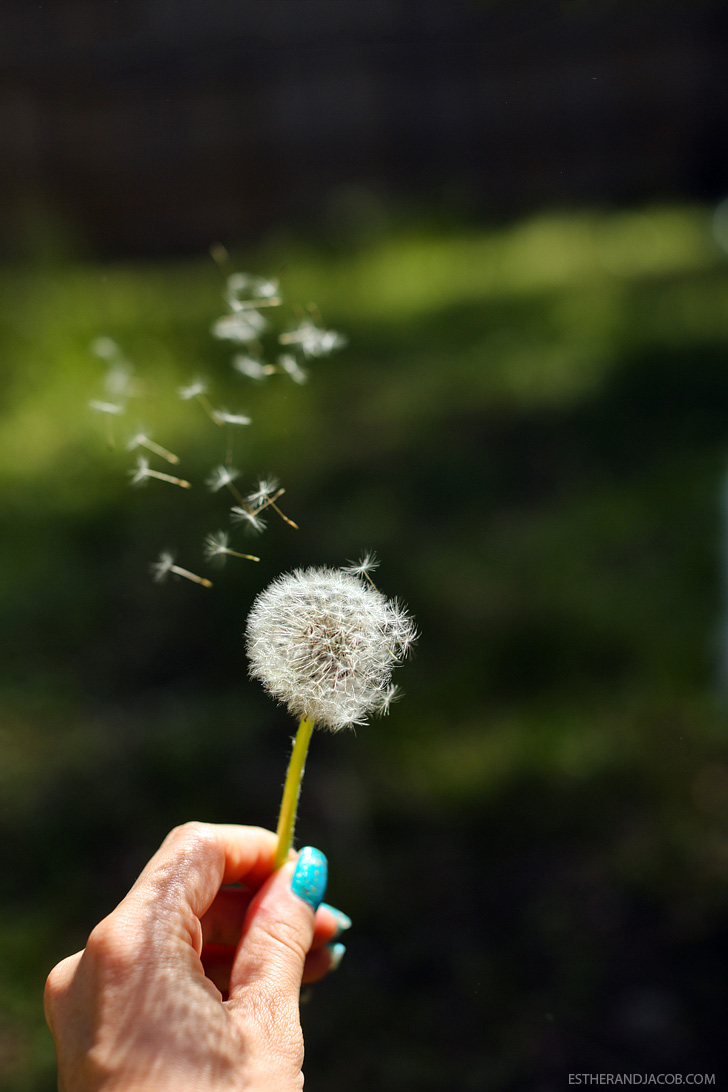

left=122, top=822, right=279, bottom=925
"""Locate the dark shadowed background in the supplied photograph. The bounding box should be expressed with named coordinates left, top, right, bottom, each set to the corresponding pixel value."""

left=2, top=1, right=728, bottom=1089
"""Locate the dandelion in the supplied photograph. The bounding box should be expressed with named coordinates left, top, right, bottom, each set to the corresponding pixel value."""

left=151, top=551, right=212, bottom=588
left=246, top=565, right=416, bottom=866
left=212, top=311, right=268, bottom=343
left=130, top=457, right=191, bottom=489
left=203, top=531, right=260, bottom=566
left=127, top=432, right=180, bottom=465
left=230, top=506, right=267, bottom=534
left=247, top=478, right=298, bottom=529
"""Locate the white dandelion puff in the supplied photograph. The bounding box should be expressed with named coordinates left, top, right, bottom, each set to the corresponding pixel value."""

left=212, top=310, right=267, bottom=343
left=203, top=531, right=260, bottom=566
left=151, top=551, right=212, bottom=588
left=245, top=566, right=416, bottom=732
left=247, top=478, right=280, bottom=508
left=130, top=457, right=191, bottom=489
left=230, top=506, right=267, bottom=534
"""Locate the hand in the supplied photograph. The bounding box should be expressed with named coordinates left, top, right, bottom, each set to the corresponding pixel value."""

left=44, top=823, right=349, bottom=1092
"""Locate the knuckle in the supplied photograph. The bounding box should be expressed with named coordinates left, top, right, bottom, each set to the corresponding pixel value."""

left=84, top=916, right=135, bottom=971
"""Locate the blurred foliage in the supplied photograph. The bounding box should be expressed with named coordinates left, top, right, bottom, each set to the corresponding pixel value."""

left=2, top=205, right=728, bottom=1089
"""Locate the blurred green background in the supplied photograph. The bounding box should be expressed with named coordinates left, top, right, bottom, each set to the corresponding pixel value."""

left=2, top=204, right=728, bottom=1088
left=4, top=1, right=728, bottom=1088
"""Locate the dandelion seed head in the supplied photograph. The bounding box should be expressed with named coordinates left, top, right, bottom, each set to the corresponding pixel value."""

left=206, top=465, right=240, bottom=493
left=230, top=506, right=267, bottom=534
left=245, top=566, right=416, bottom=731
left=178, top=380, right=207, bottom=400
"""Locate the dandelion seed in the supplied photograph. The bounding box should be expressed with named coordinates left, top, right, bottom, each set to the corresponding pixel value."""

left=206, top=464, right=240, bottom=493
left=130, top=457, right=191, bottom=489
left=127, top=432, right=180, bottom=465
left=89, top=399, right=125, bottom=416
left=211, top=408, right=252, bottom=427
left=279, top=320, right=347, bottom=358
left=203, top=531, right=260, bottom=566
left=178, top=380, right=208, bottom=401
left=230, top=506, right=267, bottom=534
left=248, top=478, right=298, bottom=529
left=246, top=566, right=416, bottom=732
left=343, top=551, right=380, bottom=587
left=212, top=311, right=268, bottom=343
left=278, top=353, right=308, bottom=385
left=226, top=273, right=281, bottom=312
left=151, top=551, right=212, bottom=588
left=90, top=336, right=122, bottom=362
left=232, top=355, right=268, bottom=381
left=372, top=684, right=401, bottom=715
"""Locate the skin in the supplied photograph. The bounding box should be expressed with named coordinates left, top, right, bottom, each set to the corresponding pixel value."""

left=44, top=823, right=344, bottom=1092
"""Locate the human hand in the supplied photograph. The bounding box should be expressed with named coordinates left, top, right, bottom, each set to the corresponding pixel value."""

left=44, top=823, right=350, bottom=1092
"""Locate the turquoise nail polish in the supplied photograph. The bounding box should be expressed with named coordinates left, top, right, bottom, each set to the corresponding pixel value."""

left=319, top=903, right=352, bottom=935
left=291, top=846, right=328, bottom=911
left=327, top=942, right=346, bottom=971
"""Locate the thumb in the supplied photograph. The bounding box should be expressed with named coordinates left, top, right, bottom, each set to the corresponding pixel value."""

left=229, top=846, right=328, bottom=1005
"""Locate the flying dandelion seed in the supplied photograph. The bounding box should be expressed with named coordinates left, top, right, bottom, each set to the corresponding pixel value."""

left=230, top=506, right=267, bottom=534
left=130, top=457, right=191, bottom=489
left=226, top=273, right=281, bottom=311
left=279, top=320, right=347, bottom=358
left=127, top=432, right=180, bottom=465
left=212, top=409, right=252, bottom=427
left=206, top=465, right=240, bottom=493
left=232, top=355, right=268, bottom=381
left=212, top=311, right=268, bottom=343
left=343, top=551, right=380, bottom=587
left=151, top=552, right=212, bottom=588
left=278, top=354, right=309, bottom=385
left=203, top=531, right=260, bottom=566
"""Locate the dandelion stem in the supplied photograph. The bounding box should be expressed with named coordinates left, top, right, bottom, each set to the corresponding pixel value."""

left=169, top=565, right=213, bottom=588
left=274, top=716, right=314, bottom=869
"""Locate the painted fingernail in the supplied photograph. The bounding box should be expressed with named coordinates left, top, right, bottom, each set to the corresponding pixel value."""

left=291, top=846, right=328, bottom=911
left=319, top=903, right=352, bottom=935
left=327, top=942, right=346, bottom=971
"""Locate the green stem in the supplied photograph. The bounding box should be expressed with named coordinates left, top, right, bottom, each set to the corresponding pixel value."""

left=274, top=717, right=315, bottom=869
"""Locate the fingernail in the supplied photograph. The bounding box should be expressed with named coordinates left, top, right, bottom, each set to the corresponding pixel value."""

left=319, top=903, right=352, bottom=936
left=327, top=942, right=346, bottom=971
left=291, top=846, right=328, bottom=911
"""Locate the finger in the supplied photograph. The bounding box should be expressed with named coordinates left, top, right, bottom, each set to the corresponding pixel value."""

left=119, top=823, right=278, bottom=947
left=228, top=846, right=328, bottom=1008
left=202, top=936, right=345, bottom=996
left=201, top=890, right=348, bottom=950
